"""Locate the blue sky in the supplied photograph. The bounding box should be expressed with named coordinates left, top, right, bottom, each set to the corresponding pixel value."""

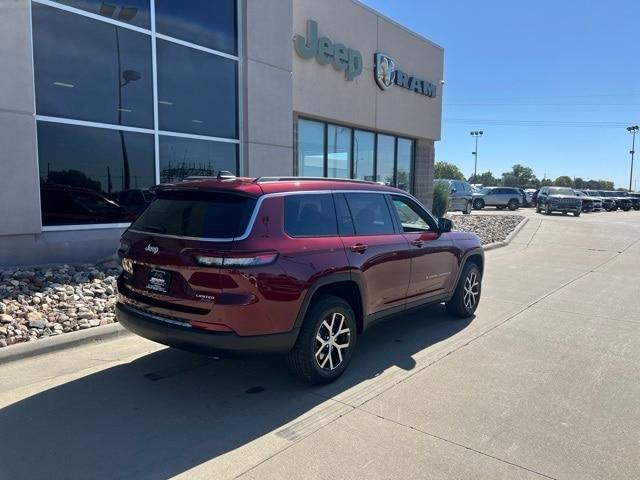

left=363, top=0, right=640, bottom=188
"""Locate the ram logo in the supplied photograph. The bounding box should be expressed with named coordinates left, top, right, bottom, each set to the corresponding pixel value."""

left=374, top=53, right=396, bottom=90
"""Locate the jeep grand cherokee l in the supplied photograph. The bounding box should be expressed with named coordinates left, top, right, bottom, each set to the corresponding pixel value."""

left=116, top=177, right=484, bottom=384
left=536, top=186, right=582, bottom=216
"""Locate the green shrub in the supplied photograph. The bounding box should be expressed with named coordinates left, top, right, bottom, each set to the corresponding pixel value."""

left=432, top=182, right=450, bottom=217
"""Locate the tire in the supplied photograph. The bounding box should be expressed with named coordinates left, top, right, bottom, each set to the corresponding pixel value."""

left=623, top=207, right=631, bottom=212
left=536, top=203, right=542, bottom=214
left=573, top=211, right=581, bottom=217
left=546, top=204, right=552, bottom=215
left=462, top=201, right=472, bottom=215
left=562, top=211, right=568, bottom=215
left=473, top=198, right=484, bottom=210
left=634, top=206, right=640, bottom=211
left=446, top=263, right=482, bottom=318
left=507, top=199, right=519, bottom=211
left=286, top=295, right=357, bottom=384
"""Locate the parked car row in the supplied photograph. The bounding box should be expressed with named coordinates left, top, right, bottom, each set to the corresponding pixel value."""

left=532, top=188, right=640, bottom=215
left=433, top=179, right=639, bottom=217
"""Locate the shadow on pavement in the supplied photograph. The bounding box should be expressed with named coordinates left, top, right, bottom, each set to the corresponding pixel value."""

left=0, top=304, right=471, bottom=479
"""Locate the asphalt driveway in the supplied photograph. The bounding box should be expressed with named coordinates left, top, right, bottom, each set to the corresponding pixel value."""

left=1, top=209, right=639, bottom=479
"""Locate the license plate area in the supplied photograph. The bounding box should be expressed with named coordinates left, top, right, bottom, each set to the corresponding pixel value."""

left=146, top=269, right=171, bottom=294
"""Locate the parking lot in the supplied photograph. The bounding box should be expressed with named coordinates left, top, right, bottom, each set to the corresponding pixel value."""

left=1, top=209, right=639, bottom=479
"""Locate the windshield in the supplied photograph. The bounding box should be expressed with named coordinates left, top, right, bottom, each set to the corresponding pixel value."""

left=548, top=187, right=574, bottom=196
left=131, top=191, right=257, bottom=238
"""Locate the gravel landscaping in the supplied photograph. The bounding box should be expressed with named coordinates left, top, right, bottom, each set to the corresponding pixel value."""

left=0, top=262, right=120, bottom=348
left=0, top=214, right=524, bottom=349
left=450, top=214, right=524, bottom=245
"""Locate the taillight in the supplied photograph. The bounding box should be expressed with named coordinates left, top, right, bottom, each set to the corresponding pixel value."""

left=194, top=251, right=278, bottom=268
left=119, top=239, right=131, bottom=254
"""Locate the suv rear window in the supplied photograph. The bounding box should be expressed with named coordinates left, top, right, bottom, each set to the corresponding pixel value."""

left=131, top=191, right=257, bottom=238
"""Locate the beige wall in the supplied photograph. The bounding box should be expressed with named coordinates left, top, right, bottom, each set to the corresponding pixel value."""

left=292, top=0, right=443, bottom=141
left=0, top=0, right=41, bottom=236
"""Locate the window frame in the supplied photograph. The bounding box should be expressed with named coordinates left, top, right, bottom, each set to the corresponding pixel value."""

left=295, top=116, right=416, bottom=194
left=32, top=0, right=242, bottom=232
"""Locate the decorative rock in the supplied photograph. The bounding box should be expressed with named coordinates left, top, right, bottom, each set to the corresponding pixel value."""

left=0, top=261, right=121, bottom=347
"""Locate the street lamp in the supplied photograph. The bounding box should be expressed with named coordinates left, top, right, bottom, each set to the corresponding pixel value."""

left=470, top=130, right=483, bottom=184
left=627, top=126, right=639, bottom=192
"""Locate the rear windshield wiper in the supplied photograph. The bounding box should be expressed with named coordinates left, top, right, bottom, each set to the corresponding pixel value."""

left=139, top=225, right=166, bottom=233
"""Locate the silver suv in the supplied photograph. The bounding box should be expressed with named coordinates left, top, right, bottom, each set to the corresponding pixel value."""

left=435, top=179, right=473, bottom=214
left=472, top=187, right=521, bottom=210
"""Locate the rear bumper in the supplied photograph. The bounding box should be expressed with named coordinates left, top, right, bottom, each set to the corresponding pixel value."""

left=116, top=303, right=298, bottom=356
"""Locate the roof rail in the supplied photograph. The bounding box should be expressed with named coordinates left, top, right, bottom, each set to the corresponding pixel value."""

left=254, top=176, right=379, bottom=185
left=183, top=171, right=236, bottom=181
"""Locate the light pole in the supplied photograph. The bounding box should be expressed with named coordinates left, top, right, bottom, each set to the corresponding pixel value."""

left=470, top=131, right=483, bottom=184
left=627, top=126, right=639, bottom=192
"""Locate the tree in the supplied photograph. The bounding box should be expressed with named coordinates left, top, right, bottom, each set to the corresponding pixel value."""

left=598, top=180, right=614, bottom=190
left=434, top=161, right=465, bottom=181
left=501, top=173, right=518, bottom=187
left=554, top=176, right=574, bottom=187
left=573, top=177, right=585, bottom=189
left=501, top=164, right=536, bottom=188
left=540, top=178, right=553, bottom=187
left=432, top=182, right=450, bottom=217
left=470, top=171, right=498, bottom=186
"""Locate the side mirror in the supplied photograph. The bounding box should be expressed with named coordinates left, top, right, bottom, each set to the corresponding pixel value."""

left=450, top=188, right=456, bottom=194
left=438, top=218, right=453, bottom=233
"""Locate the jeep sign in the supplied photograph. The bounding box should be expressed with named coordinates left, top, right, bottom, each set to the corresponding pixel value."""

left=374, top=52, right=437, bottom=98
left=294, top=20, right=363, bottom=81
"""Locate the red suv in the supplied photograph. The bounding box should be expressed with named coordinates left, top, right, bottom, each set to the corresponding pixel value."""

left=116, top=177, right=484, bottom=383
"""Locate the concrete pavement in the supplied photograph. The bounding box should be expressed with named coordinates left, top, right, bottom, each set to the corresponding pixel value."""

left=1, top=209, right=639, bottom=479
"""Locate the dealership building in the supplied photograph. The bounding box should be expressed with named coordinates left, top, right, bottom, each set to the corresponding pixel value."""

left=0, top=0, right=444, bottom=266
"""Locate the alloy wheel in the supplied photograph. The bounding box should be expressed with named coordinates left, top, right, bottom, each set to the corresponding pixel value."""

left=314, top=312, right=351, bottom=371
left=463, top=271, right=480, bottom=310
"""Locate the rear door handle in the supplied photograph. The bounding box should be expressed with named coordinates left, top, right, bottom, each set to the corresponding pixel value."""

left=411, top=239, right=424, bottom=247
left=350, top=243, right=368, bottom=253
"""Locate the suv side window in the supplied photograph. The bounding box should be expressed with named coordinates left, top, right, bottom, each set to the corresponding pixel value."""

left=284, top=194, right=338, bottom=237
left=391, top=195, right=437, bottom=232
left=344, top=193, right=395, bottom=235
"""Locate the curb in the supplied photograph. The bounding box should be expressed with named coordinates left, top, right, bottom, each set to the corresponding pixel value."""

left=483, top=216, right=530, bottom=251
left=0, top=323, right=131, bottom=365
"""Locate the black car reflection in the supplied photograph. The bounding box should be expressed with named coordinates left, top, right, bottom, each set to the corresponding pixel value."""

left=41, top=184, right=139, bottom=226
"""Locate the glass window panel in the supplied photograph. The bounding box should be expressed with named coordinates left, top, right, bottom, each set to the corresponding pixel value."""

left=48, top=0, right=151, bottom=28
left=353, top=130, right=374, bottom=182
left=297, top=120, right=325, bottom=177
left=345, top=193, right=395, bottom=235
left=37, top=122, right=155, bottom=226
left=159, top=136, right=238, bottom=183
left=327, top=125, right=351, bottom=179
left=132, top=192, right=255, bottom=238
left=376, top=134, right=395, bottom=186
left=157, top=40, right=238, bottom=138
left=396, top=138, right=414, bottom=192
left=155, top=0, right=237, bottom=55
left=284, top=194, right=338, bottom=237
left=32, top=4, right=153, bottom=128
